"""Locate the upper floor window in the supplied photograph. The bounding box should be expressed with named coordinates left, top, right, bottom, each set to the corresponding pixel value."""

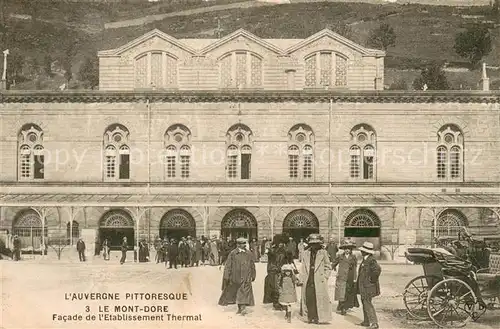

left=164, top=124, right=192, bottom=179
left=103, top=124, right=130, bottom=181
left=349, top=124, right=376, bottom=180
left=305, top=52, right=347, bottom=88
left=437, top=125, right=463, bottom=181
left=134, top=51, right=177, bottom=89
left=18, top=124, right=44, bottom=181
left=220, top=51, right=262, bottom=89
left=288, top=124, right=315, bottom=180
left=226, top=124, right=253, bottom=180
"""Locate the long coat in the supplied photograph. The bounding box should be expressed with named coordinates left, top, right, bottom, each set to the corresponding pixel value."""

left=357, top=255, right=381, bottom=299
left=218, top=248, right=256, bottom=306
left=332, top=253, right=358, bottom=303
left=299, top=248, right=332, bottom=323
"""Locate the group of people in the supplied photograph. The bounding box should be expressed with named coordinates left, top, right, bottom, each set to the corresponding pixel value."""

left=218, top=233, right=382, bottom=329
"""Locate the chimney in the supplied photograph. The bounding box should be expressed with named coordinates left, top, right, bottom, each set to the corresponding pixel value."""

left=480, top=62, right=490, bottom=91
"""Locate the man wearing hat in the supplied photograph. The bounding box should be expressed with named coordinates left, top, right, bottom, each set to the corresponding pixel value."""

left=218, top=237, right=256, bottom=315
left=12, top=235, right=21, bottom=261
left=332, top=239, right=359, bottom=315
left=356, top=241, right=381, bottom=329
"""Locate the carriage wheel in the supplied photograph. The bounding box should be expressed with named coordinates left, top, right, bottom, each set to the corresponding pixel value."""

left=426, top=278, right=477, bottom=328
left=403, top=275, right=441, bottom=320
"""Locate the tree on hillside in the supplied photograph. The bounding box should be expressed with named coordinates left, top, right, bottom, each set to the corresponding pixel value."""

left=368, top=23, right=396, bottom=51
left=60, top=32, right=84, bottom=86
left=412, top=63, right=449, bottom=90
left=79, top=56, right=99, bottom=90
left=454, top=25, right=492, bottom=68
left=44, top=54, right=53, bottom=77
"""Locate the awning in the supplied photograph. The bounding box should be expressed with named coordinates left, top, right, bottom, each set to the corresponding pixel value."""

left=0, top=193, right=498, bottom=208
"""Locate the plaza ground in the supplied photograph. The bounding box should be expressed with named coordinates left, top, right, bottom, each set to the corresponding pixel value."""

left=1, top=253, right=499, bottom=329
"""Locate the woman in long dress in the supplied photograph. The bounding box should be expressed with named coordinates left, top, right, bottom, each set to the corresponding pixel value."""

left=299, top=234, right=332, bottom=324
left=209, top=237, right=219, bottom=266
left=332, top=239, right=359, bottom=315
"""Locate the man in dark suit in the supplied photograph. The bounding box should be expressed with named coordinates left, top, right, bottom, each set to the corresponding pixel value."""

left=76, top=238, right=86, bottom=262
left=120, top=237, right=128, bottom=265
left=357, top=241, right=381, bottom=329
left=168, top=239, right=179, bottom=269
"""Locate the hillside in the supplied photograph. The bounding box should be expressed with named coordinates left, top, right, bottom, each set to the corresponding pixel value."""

left=1, top=1, right=500, bottom=90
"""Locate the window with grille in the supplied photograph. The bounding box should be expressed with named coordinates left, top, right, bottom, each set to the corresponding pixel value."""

left=219, top=52, right=262, bottom=88
left=450, top=146, right=461, bottom=179
left=288, top=146, right=299, bottom=178
left=437, top=125, right=463, bottom=181
left=180, top=146, right=190, bottom=179
left=166, top=146, right=177, bottom=178
left=303, top=145, right=313, bottom=178
left=349, top=146, right=361, bottom=178
left=18, top=125, right=44, bottom=181
left=437, top=146, right=447, bottom=179
left=363, top=145, right=374, bottom=179
left=134, top=52, right=178, bottom=89
left=305, top=52, right=348, bottom=88
left=227, top=145, right=239, bottom=179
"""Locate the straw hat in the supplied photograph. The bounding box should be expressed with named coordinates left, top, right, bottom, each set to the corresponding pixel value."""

left=358, top=241, right=375, bottom=255
left=307, top=233, right=323, bottom=244
left=236, top=237, right=248, bottom=244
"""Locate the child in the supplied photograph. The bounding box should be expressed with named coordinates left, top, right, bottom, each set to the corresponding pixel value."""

left=278, top=252, right=301, bottom=323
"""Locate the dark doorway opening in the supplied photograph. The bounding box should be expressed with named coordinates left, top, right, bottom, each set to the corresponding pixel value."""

left=221, top=227, right=257, bottom=241
left=283, top=227, right=319, bottom=244
left=221, top=209, right=258, bottom=242
left=159, top=228, right=196, bottom=241
left=99, top=228, right=134, bottom=250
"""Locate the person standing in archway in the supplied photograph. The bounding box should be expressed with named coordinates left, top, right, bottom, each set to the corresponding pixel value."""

left=76, top=238, right=86, bottom=262
left=120, top=237, right=128, bottom=265
left=299, top=234, right=332, bottom=324
left=297, top=238, right=306, bottom=263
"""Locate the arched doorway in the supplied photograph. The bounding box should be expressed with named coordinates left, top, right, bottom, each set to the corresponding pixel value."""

left=282, top=209, right=319, bottom=243
left=99, top=210, right=134, bottom=250
left=435, top=209, right=468, bottom=239
left=221, top=209, right=257, bottom=241
left=12, top=209, right=47, bottom=251
left=159, top=209, right=196, bottom=241
left=344, top=209, right=381, bottom=250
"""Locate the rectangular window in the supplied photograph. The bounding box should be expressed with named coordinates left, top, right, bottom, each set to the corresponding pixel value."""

left=119, top=154, right=130, bottom=179
left=363, top=156, right=373, bottom=179
left=241, top=154, right=251, bottom=179
left=150, top=53, right=162, bottom=88
left=450, top=152, right=460, bottom=179
left=105, top=156, right=116, bottom=178
left=180, top=155, right=190, bottom=178
left=305, top=56, right=317, bottom=87
left=167, top=156, right=176, bottom=178
left=21, top=155, right=31, bottom=178
left=227, top=155, right=237, bottom=178
left=437, top=149, right=447, bottom=179
left=289, top=154, right=298, bottom=178
left=303, top=155, right=312, bottom=178
left=350, top=155, right=360, bottom=178
left=235, top=52, right=247, bottom=88
left=34, top=155, right=44, bottom=179
left=320, top=52, right=332, bottom=87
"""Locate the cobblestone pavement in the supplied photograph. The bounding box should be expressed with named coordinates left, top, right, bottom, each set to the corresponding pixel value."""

left=1, top=256, right=499, bottom=329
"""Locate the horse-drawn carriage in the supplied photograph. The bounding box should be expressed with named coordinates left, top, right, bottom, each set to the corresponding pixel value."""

left=402, top=232, right=500, bottom=328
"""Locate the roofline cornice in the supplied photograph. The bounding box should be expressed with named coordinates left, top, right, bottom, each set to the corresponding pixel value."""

left=2, top=90, right=500, bottom=104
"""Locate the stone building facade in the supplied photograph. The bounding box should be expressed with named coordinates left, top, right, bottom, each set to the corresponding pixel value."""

left=0, top=29, right=499, bottom=257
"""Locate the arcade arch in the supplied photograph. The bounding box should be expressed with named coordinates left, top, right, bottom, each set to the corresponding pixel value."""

left=344, top=209, right=381, bottom=249
left=98, top=209, right=134, bottom=250
left=282, top=209, right=319, bottom=243
left=221, top=209, right=257, bottom=241
left=159, top=209, right=196, bottom=241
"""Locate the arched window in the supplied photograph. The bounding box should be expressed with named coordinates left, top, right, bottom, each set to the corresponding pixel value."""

left=288, top=124, right=315, bottom=180
left=219, top=51, right=262, bottom=89
left=226, top=124, right=253, bottom=180
left=436, top=209, right=468, bottom=238
left=103, top=124, right=130, bottom=180
left=18, top=124, right=44, bottom=180
left=305, top=52, right=348, bottom=88
left=164, top=125, right=191, bottom=179
left=437, top=125, right=463, bottom=181
left=134, top=51, right=178, bottom=89
left=349, top=125, right=376, bottom=180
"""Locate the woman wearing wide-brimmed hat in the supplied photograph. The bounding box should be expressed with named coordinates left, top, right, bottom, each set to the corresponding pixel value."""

left=299, top=233, right=332, bottom=324
left=332, top=239, right=359, bottom=315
